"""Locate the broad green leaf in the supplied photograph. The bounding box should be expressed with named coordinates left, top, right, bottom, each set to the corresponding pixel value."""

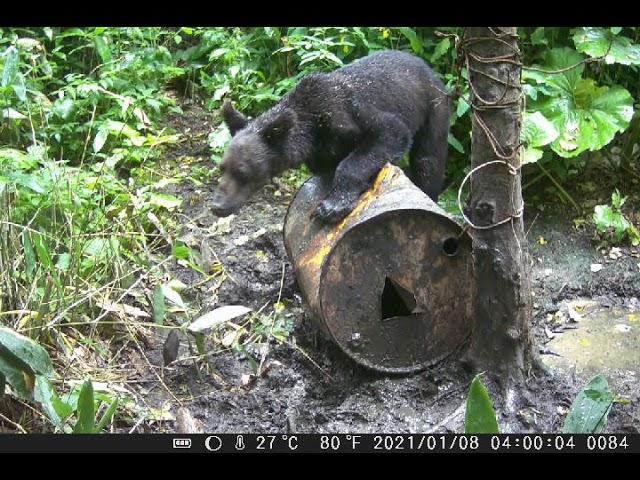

left=82, top=237, right=119, bottom=266
left=171, top=244, right=191, bottom=260
left=547, top=85, right=634, bottom=158
left=521, top=111, right=559, bottom=164
left=593, top=204, right=615, bottom=229
left=82, top=237, right=108, bottom=257
left=529, top=48, right=634, bottom=158
left=213, top=85, right=231, bottom=102
left=456, top=96, right=470, bottom=117
left=448, top=132, right=464, bottom=154
left=73, top=380, right=95, bottom=433
left=522, top=112, right=559, bottom=148
left=628, top=225, right=640, bottom=246
left=32, top=232, right=53, bottom=270
left=0, top=326, right=54, bottom=377
left=209, top=48, right=227, bottom=60
left=12, top=80, right=26, bottom=102
left=532, top=48, right=584, bottom=95
left=187, top=306, right=252, bottom=333
left=26, top=144, right=47, bottom=162
left=7, top=171, right=44, bottom=193
left=0, top=148, right=38, bottom=171
left=2, top=107, right=27, bottom=120
left=105, top=153, right=124, bottom=169
left=149, top=193, right=182, bottom=210
left=34, top=375, right=72, bottom=429
left=152, top=286, right=165, bottom=325
left=530, top=27, right=548, bottom=46
left=593, top=204, right=630, bottom=243
left=93, top=127, right=109, bottom=154
left=611, top=189, right=626, bottom=209
left=22, top=232, right=36, bottom=279
left=464, top=374, right=499, bottom=433
left=160, top=284, right=187, bottom=311
left=55, top=253, right=71, bottom=273
left=574, top=27, right=640, bottom=65
left=94, top=36, right=112, bottom=64
left=563, top=375, right=614, bottom=433
left=95, top=397, right=119, bottom=432
left=0, top=351, right=33, bottom=399
left=398, top=28, right=423, bottom=54
left=52, top=97, right=75, bottom=120
left=104, top=120, right=145, bottom=146
left=431, top=38, right=450, bottom=63
left=208, top=124, right=231, bottom=153
left=1, top=46, right=19, bottom=88
left=43, top=27, right=54, bottom=41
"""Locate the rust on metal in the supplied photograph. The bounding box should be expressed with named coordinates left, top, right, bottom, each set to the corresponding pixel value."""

left=284, top=164, right=474, bottom=373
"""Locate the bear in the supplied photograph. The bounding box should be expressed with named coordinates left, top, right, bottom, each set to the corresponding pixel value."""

left=211, top=50, right=450, bottom=223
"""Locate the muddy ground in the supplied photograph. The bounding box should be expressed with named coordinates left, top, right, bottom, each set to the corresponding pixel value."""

left=135, top=101, right=640, bottom=434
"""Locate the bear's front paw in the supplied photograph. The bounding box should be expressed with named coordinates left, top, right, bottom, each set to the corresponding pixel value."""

left=311, top=197, right=356, bottom=224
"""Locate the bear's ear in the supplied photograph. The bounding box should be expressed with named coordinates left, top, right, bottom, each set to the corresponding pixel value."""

left=222, top=100, right=248, bottom=136
left=261, top=109, right=294, bottom=144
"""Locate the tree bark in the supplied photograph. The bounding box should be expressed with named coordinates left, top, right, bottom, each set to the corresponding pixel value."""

left=462, top=27, right=534, bottom=389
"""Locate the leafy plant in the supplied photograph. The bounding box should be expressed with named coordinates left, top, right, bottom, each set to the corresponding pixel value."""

left=563, top=375, right=614, bottom=433
left=573, top=27, right=640, bottom=66
left=521, top=111, right=560, bottom=164
left=464, top=374, right=500, bottom=433
left=524, top=48, right=635, bottom=159
left=593, top=189, right=640, bottom=245
left=36, top=377, right=120, bottom=433
left=71, top=379, right=119, bottom=433
left=0, top=326, right=54, bottom=401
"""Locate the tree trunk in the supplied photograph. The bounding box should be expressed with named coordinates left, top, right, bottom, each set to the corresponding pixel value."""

left=461, top=28, right=534, bottom=390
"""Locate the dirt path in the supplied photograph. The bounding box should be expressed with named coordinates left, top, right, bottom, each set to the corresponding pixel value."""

left=138, top=102, right=640, bottom=434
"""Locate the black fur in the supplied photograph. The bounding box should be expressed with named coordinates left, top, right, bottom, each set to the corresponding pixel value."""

left=211, top=50, right=450, bottom=222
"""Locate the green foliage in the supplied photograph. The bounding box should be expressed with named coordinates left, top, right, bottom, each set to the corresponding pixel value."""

left=463, top=373, right=619, bottom=434
left=0, top=327, right=118, bottom=432
left=521, top=111, right=559, bottom=164
left=563, top=375, right=614, bottom=433
left=464, top=374, right=500, bottom=433
left=593, top=189, right=640, bottom=246
left=525, top=48, right=634, bottom=159
left=44, top=378, right=119, bottom=433
left=574, top=27, right=640, bottom=65
left=0, top=326, right=54, bottom=399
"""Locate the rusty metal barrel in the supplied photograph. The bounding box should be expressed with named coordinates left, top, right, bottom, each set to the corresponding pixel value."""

left=283, top=164, right=474, bottom=373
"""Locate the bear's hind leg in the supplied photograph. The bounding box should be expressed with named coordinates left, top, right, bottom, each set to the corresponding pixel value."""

left=409, top=99, right=450, bottom=202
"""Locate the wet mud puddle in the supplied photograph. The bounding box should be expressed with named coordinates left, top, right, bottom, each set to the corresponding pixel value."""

left=542, top=298, right=640, bottom=395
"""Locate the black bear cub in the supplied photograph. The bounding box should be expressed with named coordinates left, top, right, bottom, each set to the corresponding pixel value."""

left=211, top=50, right=450, bottom=223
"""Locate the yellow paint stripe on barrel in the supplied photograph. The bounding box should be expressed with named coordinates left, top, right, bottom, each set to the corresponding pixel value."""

left=297, top=164, right=396, bottom=270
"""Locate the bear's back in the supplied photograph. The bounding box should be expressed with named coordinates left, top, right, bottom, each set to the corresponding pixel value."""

left=334, top=51, right=444, bottom=132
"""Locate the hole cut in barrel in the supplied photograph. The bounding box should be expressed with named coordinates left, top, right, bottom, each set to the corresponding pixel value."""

left=381, top=276, right=418, bottom=321
left=442, top=237, right=460, bottom=257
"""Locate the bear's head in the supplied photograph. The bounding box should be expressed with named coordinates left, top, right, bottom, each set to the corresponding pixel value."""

left=211, top=100, right=294, bottom=217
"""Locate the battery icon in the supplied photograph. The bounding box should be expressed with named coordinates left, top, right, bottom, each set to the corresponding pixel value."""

left=173, top=438, right=192, bottom=449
